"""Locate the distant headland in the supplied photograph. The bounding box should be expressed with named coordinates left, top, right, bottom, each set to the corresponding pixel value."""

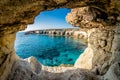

left=25, top=28, right=88, bottom=42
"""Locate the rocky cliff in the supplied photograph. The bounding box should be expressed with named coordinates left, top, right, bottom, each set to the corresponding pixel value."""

left=0, top=0, right=120, bottom=80
left=66, top=6, right=120, bottom=79
left=25, top=28, right=88, bottom=41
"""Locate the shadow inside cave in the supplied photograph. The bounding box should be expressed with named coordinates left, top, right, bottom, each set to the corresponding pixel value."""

left=39, top=68, right=98, bottom=80
left=8, top=58, right=98, bottom=80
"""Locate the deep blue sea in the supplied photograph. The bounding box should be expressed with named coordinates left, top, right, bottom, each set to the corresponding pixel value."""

left=15, top=32, right=87, bottom=66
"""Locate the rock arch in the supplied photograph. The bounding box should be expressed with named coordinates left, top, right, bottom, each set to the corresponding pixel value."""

left=0, top=0, right=120, bottom=80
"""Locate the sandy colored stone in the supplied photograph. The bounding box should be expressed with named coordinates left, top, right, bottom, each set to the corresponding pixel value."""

left=0, top=0, right=120, bottom=80
left=74, top=47, right=93, bottom=69
left=53, top=0, right=67, bottom=4
left=103, top=62, right=120, bottom=80
left=40, top=66, right=99, bottom=80
left=25, top=56, right=42, bottom=74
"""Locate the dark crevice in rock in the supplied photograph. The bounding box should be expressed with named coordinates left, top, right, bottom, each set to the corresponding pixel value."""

left=0, top=54, right=9, bottom=67
left=118, top=63, right=120, bottom=67
left=89, top=7, right=108, bottom=20
left=0, top=21, right=21, bottom=27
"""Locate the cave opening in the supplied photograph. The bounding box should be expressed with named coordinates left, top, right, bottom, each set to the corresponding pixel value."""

left=1, top=1, right=120, bottom=80
left=14, top=8, right=87, bottom=66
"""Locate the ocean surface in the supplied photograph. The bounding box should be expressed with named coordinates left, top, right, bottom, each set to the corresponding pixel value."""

left=15, top=32, right=87, bottom=66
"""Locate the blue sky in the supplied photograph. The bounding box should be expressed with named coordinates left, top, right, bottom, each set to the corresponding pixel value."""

left=26, top=8, right=74, bottom=31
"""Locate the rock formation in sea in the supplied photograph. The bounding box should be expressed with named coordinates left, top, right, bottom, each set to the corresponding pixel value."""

left=25, top=28, right=88, bottom=42
left=0, top=0, right=120, bottom=80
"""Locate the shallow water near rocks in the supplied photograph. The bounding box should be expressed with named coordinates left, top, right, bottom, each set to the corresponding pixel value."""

left=15, top=32, right=87, bottom=66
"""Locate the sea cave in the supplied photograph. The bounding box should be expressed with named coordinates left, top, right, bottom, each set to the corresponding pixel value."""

left=0, top=0, right=120, bottom=80
left=15, top=8, right=87, bottom=66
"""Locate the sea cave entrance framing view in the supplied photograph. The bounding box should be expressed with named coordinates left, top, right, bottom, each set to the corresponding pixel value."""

left=1, top=1, right=120, bottom=80
left=14, top=8, right=87, bottom=66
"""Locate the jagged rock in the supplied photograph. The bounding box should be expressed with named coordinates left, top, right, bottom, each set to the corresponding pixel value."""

left=98, top=40, right=107, bottom=47
left=7, top=59, right=41, bottom=80
left=74, top=47, right=93, bottom=69
left=100, top=62, right=110, bottom=75
left=8, top=57, right=99, bottom=80
left=103, top=62, right=120, bottom=80
left=66, top=7, right=94, bottom=28
left=40, top=66, right=99, bottom=80
left=0, top=0, right=120, bottom=80
left=74, top=28, right=113, bottom=71
left=53, top=0, right=67, bottom=4
left=25, top=56, right=42, bottom=74
left=25, top=29, right=88, bottom=41
left=7, top=56, right=42, bottom=80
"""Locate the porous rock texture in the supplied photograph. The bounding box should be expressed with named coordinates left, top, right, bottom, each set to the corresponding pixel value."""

left=8, top=56, right=99, bottom=80
left=8, top=57, right=42, bottom=80
left=66, top=6, right=120, bottom=79
left=0, top=0, right=120, bottom=80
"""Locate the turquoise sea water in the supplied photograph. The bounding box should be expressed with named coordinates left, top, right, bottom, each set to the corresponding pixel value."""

left=15, top=32, right=87, bottom=66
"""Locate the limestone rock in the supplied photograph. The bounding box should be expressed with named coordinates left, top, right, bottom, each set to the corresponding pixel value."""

left=25, top=56, right=42, bottom=74
left=103, top=62, right=120, bottom=80
left=74, top=27, right=114, bottom=76
left=100, top=62, right=110, bottom=75
left=53, top=0, right=67, bottom=4
left=98, top=40, right=107, bottom=47
left=110, top=24, right=120, bottom=63
left=74, top=47, right=93, bottom=69
left=40, top=66, right=99, bottom=80
left=25, top=29, right=88, bottom=41
left=66, top=7, right=94, bottom=27
left=0, top=0, right=120, bottom=80
left=8, top=56, right=42, bottom=80
left=8, top=57, right=99, bottom=80
left=8, top=60, right=40, bottom=80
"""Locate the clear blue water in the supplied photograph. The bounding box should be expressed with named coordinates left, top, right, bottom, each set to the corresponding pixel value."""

left=15, top=32, right=87, bottom=66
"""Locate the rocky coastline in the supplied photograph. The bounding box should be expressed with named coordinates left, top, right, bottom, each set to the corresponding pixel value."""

left=0, top=0, right=120, bottom=80
left=25, top=28, right=88, bottom=42
left=7, top=56, right=99, bottom=80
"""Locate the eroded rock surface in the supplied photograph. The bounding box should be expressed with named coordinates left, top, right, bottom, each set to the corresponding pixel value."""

left=0, top=0, right=120, bottom=80
left=8, top=57, right=41, bottom=80
left=74, top=27, right=114, bottom=74
left=103, top=62, right=120, bottom=80
left=25, top=28, right=88, bottom=42
left=66, top=6, right=120, bottom=80
left=7, top=56, right=99, bottom=80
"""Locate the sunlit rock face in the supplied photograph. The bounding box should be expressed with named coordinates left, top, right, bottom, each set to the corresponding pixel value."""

left=66, top=5, right=120, bottom=79
left=66, top=7, right=94, bottom=27
left=66, top=6, right=120, bottom=28
left=74, top=28, right=114, bottom=70
left=0, top=0, right=120, bottom=80
left=25, top=29, right=88, bottom=41
left=7, top=56, right=99, bottom=80
left=8, top=57, right=42, bottom=80
left=0, top=33, right=19, bottom=80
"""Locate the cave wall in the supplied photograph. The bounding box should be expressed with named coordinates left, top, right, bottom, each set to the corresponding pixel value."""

left=0, top=0, right=120, bottom=80
left=74, top=27, right=114, bottom=72
left=66, top=6, right=120, bottom=77
left=0, top=33, right=18, bottom=80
